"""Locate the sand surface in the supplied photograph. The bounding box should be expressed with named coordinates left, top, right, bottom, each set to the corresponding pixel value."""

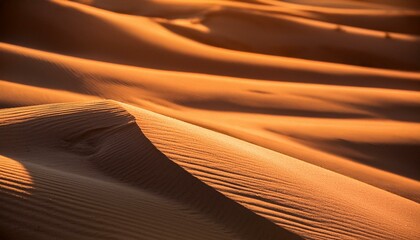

left=0, top=0, right=419, bottom=239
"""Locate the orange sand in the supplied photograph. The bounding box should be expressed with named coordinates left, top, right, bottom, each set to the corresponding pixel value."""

left=0, top=0, right=419, bottom=239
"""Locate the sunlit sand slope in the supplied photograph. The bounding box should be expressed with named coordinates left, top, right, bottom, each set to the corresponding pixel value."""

left=125, top=102, right=420, bottom=240
left=0, top=0, right=420, bottom=239
left=1, top=41, right=419, bottom=202
left=0, top=101, right=301, bottom=240
left=0, top=101, right=419, bottom=240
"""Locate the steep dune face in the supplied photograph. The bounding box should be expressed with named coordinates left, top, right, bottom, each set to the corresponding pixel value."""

left=1, top=0, right=420, bottom=239
left=0, top=101, right=301, bottom=240
left=126, top=103, right=420, bottom=240
left=1, top=101, right=419, bottom=240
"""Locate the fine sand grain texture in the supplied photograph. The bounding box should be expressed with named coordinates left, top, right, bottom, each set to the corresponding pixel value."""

left=1, top=0, right=420, bottom=239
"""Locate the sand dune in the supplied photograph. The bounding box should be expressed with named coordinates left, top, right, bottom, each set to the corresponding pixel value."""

left=1, top=0, right=419, bottom=239
left=0, top=101, right=302, bottom=240
left=1, top=100, right=418, bottom=240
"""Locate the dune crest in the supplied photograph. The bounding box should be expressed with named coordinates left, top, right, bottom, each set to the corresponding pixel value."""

left=0, top=100, right=301, bottom=240
left=1, top=100, right=419, bottom=240
left=1, top=0, right=420, bottom=239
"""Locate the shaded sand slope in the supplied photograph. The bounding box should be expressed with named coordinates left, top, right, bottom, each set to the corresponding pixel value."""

left=1, top=0, right=420, bottom=239
left=2, top=0, right=420, bottom=71
left=2, top=0, right=420, bottom=82
left=0, top=101, right=301, bottom=240
left=157, top=8, right=420, bottom=70
left=1, top=100, right=419, bottom=240
left=1, top=42, right=419, bottom=202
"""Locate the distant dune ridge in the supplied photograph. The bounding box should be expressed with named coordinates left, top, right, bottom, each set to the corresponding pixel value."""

left=0, top=0, right=420, bottom=239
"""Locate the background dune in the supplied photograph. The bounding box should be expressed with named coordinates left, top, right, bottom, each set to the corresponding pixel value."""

left=0, top=0, right=419, bottom=239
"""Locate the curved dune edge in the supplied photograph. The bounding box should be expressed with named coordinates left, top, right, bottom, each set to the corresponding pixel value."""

left=1, top=0, right=419, bottom=239
left=1, top=41, right=419, bottom=202
left=2, top=0, right=420, bottom=83
left=122, top=101, right=420, bottom=240
left=0, top=100, right=301, bottom=240
left=1, top=100, right=419, bottom=240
